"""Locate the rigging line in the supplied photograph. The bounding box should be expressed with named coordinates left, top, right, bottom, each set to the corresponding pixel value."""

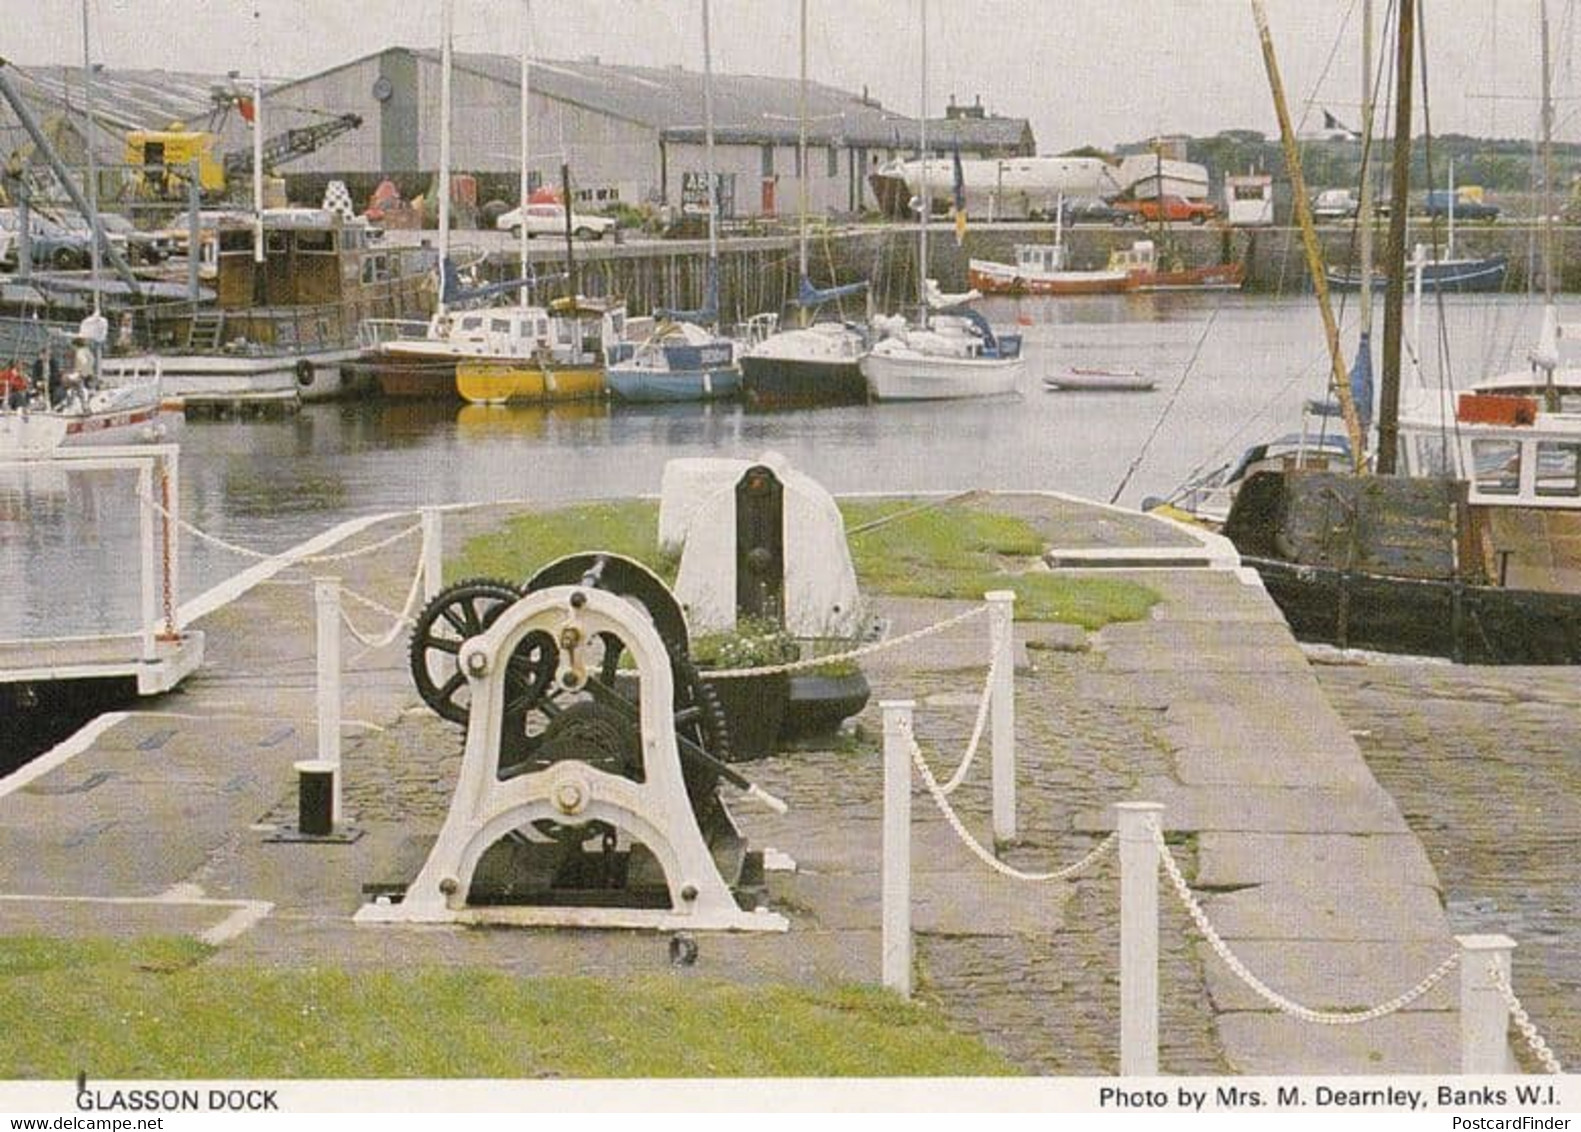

left=1108, top=299, right=1225, bottom=506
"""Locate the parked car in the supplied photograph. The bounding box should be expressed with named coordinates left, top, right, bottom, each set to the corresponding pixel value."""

left=495, top=202, right=615, bottom=240
left=1312, top=189, right=1359, bottom=222
left=1113, top=194, right=1218, bottom=225
left=95, top=213, right=172, bottom=264
left=1058, top=197, right=1133, bottom=226
left=0, top=209, right=94, bottom=270
left=1423, top=189, right=1499, bottom=222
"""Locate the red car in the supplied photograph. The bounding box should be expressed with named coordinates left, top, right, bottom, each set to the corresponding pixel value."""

left=1115, top=195, right=1219, bottom=225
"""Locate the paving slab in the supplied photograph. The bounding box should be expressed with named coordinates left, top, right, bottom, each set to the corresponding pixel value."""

left=1197, top=832, right=1440, bottom=890
left=1074, top=782, right=1411, bottom=835
left=1215, top=1012, right=1458, bottom=1075
left=1196, top=881, right=1450, bottom=941
left=1199, top=939, right=1460, bottom=1013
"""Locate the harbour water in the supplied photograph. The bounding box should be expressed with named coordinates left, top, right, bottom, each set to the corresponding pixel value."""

left=5, top=290, right=1565, bottom=643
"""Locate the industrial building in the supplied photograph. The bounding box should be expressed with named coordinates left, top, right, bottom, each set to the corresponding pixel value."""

left=1, top=50, right=1033, bottom=221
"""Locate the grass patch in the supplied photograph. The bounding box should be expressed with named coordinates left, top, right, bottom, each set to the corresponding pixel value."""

left=842, top=500, right=1157, bottom=628
left=448, top=496, right=1157, bottom=631
left=0, top=936, right=1018, bottom=1079
left=449, top=500, right=667, bottom=586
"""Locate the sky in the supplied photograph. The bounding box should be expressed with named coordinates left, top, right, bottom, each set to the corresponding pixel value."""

left=12, top=0, right=1576, bottom=151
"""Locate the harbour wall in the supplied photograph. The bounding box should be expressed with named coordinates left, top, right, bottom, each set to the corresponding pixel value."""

left=466, top=221, right=1578, bottom=319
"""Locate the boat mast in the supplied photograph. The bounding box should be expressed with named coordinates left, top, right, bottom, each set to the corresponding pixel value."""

left=80, top=0, right=101, bottom=318
left=703, top=0, right=718, bottom=323
left=252, top=6, right=265, bottom=265
left=438, top=0, right=454, bottom=311
left=1377, top=0, right=1415, bottom=475
left=1535, top=0, right=1559, bottom=406
left=519, top=0, right=531, bottom=312
left=1358, top=0, right=1374, bottom=340
left=1250, top=0, right=1366, bottom=470
left=917, top=0, right=928, bottom=310
left=796, top=0, right=808, bottom=292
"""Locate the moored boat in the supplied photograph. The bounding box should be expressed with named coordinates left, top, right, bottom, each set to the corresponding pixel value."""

left=1043, top=366, right=1155, bottom=392
left=967, top=243, right=1131, bottom=296
left=454, top=295, right=628, bottom=405
left=606, top=320, right=740, bottom=403
left=1107, top=239, right=1246, bottom=292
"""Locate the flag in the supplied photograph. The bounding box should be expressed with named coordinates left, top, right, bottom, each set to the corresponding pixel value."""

left=237, top=96, right=256, bottom=126
left=1323, top=109, right=1358, bottom=137
left=950, top=142, right=967, bottom=246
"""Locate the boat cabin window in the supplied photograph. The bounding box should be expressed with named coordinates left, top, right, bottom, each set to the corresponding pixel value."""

left=489, top=318, right=512, bottom=335
left=458, top=316, right=485, bottom=333
left=360, top=254, right=389, bottom=284
left=219, top=229, right=253, bottom=254
left=1534, top=441, right=1581, bottom=498
left=267, top=230, right=289, bottom=255
left=295, top=229, right=335, bottom=254
left=1471, top=439, right=1522, bottom=496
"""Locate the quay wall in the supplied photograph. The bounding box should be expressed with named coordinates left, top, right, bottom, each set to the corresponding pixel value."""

left=468, top=221, right=1579, bottom=315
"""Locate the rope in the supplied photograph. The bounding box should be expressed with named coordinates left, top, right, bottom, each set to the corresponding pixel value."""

left=909, top=735, right=1117, bottom=883
left=705, top=603, right=989, bottom=679
left=334, top=523, right=434, bottom=650
left=917, top=640, right=1000, bottom=797
left=136, top=485, right=420, bottom=565
left=1153, top=826, right=1460, bottom=1024
left=1488, top=960, right=1566, bottom=1074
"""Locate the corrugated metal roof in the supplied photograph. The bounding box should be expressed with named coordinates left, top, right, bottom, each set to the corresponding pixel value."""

left=437, top=50, right=1028, bottom=150
left=1, top=62, right=238, bottom=135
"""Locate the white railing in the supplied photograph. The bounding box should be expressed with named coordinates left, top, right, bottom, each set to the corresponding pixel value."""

left=875, top=652, right=1567, bottom=1076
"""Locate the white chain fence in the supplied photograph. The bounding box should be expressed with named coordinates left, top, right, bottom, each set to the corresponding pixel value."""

left=137, top=484, right=422, bottom=566
left=911, top=732, right=1117, bottom=882
left=1152, top=824, right=1461, bottom=1024
left=704, top=603, right=989, bottom=679
left=1489, top=960, right=1566, bottom=1074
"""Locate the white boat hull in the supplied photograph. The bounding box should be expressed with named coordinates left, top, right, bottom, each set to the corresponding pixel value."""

left=861, top=350, right=1024, bottom=401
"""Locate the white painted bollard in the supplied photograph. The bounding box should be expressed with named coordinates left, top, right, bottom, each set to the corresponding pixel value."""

left=881, top=700, right=915, bottom=998
left=985, top=589, right=1017, bottom=843
left=314, top=577, right=343, bottom=824
left=421, top=507, right=443, bottom=601
left=1117, top=801, right=1164, bottom=1076
left=1458, top=933, right=1517, bottom=1073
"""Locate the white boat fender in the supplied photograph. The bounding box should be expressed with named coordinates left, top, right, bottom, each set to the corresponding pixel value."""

left=296, top=359, right=316, bottom=387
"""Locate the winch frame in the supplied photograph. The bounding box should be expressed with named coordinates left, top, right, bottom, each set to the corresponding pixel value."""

left=357, top=583, right=787, bottom=931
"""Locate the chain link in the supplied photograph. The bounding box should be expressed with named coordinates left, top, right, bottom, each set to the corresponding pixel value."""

left=157, top=461, right=178, bottom=640
left=137, top=484, right=420, bottom=565
left=908, top=734, right=1117, bottom=882
left=706, top=603, right=989, bottom=679
left=1488, top=960, right=1565, bottom=1074
left=933, top=640, right=1001, bottom=796
left=333, top=530, right=432, bottom=651
left=1152, top=826, right=1460, bottom=1024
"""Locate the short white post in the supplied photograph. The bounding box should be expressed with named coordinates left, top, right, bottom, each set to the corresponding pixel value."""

left=1117, top=801, right=1164, bottom=1076
left=314, top=577, right=343, bottom=824
left=985, top=590, right=1017, bottom=844
left=881, top=699, right=915, bottom=998
left=138, top=463, right=157, bottom=662
left=1458, top=933, right=1517, bottom=1074
left=421, top=507, right=443, bottom=601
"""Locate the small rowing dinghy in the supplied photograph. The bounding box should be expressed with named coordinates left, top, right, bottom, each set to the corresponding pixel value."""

left=1043, top=367, right=1155, bottom=392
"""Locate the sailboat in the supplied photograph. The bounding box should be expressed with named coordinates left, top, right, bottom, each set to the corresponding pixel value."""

left=737, top=0, right=870, bottom=410
left=1327, top=160, right=1508, bottom=293
left=605, top=0, right=741, bottom=404
left=1222, top=0, right=1581, bottom=664
left=1, top=1, right=177, bottom=454
left=859, top=0, right=1024, bottom=402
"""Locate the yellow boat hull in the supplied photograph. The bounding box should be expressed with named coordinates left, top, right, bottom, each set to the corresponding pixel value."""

left=455, top=360, right=606, bottom=405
